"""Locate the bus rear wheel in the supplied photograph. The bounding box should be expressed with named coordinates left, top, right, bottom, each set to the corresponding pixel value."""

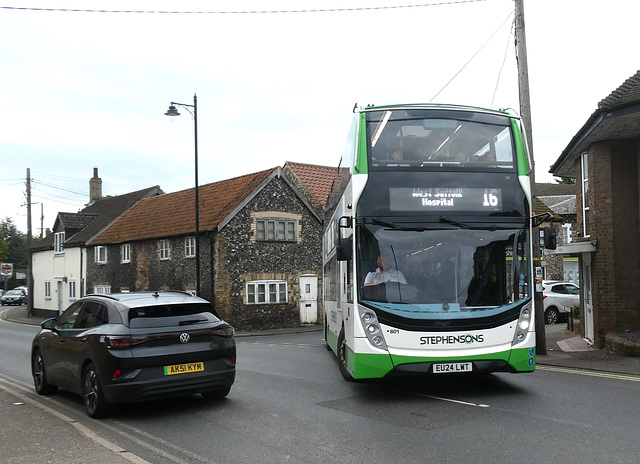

left=337, top=329, right=355, bottom=382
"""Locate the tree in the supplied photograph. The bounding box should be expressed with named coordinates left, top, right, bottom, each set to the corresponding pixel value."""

left=0, top=229, right=9, bottom=262
left=0, top=217, right=28, bottom=268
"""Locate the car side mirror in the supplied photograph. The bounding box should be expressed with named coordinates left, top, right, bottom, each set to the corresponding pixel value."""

left=41, top=318, right=57, bottom=330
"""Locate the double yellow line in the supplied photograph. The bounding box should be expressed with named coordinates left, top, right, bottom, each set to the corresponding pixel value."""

left=537, top=365, right=640, bottom=382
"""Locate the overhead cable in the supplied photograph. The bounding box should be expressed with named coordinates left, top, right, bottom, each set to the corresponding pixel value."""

left=1, top=0, right=487, bottom=15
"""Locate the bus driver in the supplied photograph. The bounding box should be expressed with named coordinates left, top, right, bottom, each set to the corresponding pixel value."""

left=364, top=254, right=407, bottom=286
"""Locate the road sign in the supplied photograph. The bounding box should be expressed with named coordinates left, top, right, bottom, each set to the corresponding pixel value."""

left=1, top=263, right=13, bottom=276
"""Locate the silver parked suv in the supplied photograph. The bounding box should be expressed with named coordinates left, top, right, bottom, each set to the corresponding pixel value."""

left=542, top=280, right=580, bottom=324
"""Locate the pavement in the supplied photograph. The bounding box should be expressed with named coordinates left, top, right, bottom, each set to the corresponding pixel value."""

left=2, top=305, right=640, bottom=463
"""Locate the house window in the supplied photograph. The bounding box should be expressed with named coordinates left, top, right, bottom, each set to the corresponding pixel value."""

left=54, top=232, right=65, bottom=253
left=581, top=152, right=590, bottom=237
left=121, top=244, right=131, bottom=263
left=159, top=240, right=171, bottom=260
left=95, top=246, right=107, bottom=264
left=256, top=219, right=296, bottom=242
left=246, top=280, right=288, bottom=304
left=94, top=285, right=111, bottom=295
left=44, top=281, right=51, bottom=299
left=562, top=224, right=572, bottom=245
left=185, top=236, right=196, bottom=258
left=69, top=280, right=77, bottom=299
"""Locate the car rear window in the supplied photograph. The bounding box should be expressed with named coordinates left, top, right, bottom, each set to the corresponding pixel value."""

left=128, top=303, right=220, bottom=328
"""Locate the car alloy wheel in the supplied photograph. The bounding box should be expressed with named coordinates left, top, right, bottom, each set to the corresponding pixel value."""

left=83, top=363, right=112, bottom=418
left=545, top=307, right=559, bottom=325
left=32, top=351, right=58, bottom=395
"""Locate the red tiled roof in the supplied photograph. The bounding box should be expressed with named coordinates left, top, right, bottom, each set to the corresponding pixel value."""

left=285, top=161, right=341, bottom=207
left=91, top=169, right=275, bottom=244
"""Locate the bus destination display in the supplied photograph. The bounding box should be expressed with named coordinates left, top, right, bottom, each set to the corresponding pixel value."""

left=389, top=187, right=503, bottom=212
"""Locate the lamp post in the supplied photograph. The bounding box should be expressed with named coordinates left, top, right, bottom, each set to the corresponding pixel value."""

left=165, top=93, right=200, bottom=295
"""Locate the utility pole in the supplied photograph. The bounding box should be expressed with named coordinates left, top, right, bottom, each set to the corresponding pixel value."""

left=26, top=168, right=34, bottom=317
left=514, top=0, right=546, bottom=354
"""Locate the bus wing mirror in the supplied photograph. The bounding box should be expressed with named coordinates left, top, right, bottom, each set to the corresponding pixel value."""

left=543, top=226, right=557, bottom=250
left=336, top=237, right=352, bottom=261
left=339, top=216, right=353, bottom=229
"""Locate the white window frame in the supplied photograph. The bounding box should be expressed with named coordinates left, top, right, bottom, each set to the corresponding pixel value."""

left=95, top=246, right=107, bottom=264
left=94, top=285, right=111, bottom=295
left=69, top=280, right=77, bottom=300
left=54, top=232, right=65, bottom=253
left=185, top=236, right=196, bottom=258
left=44, top=281, right=51, bottom=299
left=562, top=223, right=572, bottom=245
left=159, top=239, right=171, bottom=260
left=256, top=219, right=296, bottom=242
left=581, top=152, right=590, bottom=237
left=246, top=280, right=288, bottom=305
left=121, top=244, right=131, bottom=263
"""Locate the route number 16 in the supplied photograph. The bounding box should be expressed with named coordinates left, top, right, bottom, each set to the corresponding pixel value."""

left=483, top=192, right=499, bottom=207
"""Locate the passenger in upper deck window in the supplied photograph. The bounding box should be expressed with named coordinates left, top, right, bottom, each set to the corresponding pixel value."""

left=391, top=148, right=404, bottom=160
left=452, top=152, right=467, bottom=162
left=484, top=151, right=496, bottom=162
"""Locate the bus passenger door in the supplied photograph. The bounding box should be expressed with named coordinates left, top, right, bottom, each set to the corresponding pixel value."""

left=340, top=254, right=355, bottom=343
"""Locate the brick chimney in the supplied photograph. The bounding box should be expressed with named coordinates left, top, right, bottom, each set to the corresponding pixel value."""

left=89, top=167, right=102, bottom=202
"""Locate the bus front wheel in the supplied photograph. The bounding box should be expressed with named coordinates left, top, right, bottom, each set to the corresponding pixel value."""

left=338, top=329, right=355, bottom=382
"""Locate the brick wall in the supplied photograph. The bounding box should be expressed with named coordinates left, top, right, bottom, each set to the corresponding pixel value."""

left=214, top=176, right=324, bottom=330
left=86, top=175, right=325, bottom=331
left=589, top=139, right=640, bottom=345
left=87, top=233, right=211, bottom=296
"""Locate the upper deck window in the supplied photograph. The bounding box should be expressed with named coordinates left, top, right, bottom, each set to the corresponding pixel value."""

left=366, top=108, right=515, bottom=171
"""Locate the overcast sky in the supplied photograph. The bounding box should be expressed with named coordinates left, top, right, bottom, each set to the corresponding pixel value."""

left=1, top=0, right=637, bottom=234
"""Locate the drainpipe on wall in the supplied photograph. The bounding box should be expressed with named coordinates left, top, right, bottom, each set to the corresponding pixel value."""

left=80, top=248, right=84, bottom=297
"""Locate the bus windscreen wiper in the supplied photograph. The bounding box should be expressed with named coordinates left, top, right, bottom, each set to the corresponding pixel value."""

left=371, top=219, right=429, bottom=232
left=438, top=216, right=470, bottom=229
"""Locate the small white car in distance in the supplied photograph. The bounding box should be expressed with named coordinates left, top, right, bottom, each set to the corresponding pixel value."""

left=542, top=280, right=580, bottom=324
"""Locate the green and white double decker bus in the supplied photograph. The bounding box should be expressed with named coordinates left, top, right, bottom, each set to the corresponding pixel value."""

left=323, top=103, right=537, bottom=381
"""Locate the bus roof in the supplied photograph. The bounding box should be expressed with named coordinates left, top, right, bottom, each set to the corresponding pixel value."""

left=360, top=103, right=520, bottom=119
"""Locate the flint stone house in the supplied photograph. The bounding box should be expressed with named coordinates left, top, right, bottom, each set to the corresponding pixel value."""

left=88, top=162, right=339, bottom=331
left=550, top=70, right=640, bottom=346
left=536, top=183, right=578, bottom=283
left=30, top=168, right=163, bottom=314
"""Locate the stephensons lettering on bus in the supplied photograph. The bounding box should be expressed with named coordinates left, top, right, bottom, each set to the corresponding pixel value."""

left=419, top=334, right=485, bottom=345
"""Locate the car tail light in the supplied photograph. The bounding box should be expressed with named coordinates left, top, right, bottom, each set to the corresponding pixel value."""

left=543, top=295, right=547, bottom=299
left=211, top=325, right=234, bottom=337
left=112, top=369, right=123, bottom=380
left=104, top=336, right=148, bottom=349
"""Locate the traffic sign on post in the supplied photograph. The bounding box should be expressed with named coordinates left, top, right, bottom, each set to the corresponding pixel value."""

left=1, top=263, right=13, bottom=276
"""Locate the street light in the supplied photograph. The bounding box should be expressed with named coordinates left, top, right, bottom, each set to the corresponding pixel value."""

left=165, top=93, right=200, bottom=295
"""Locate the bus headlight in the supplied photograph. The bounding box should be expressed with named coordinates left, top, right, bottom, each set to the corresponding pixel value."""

left=358, top=307, right=388, bottom=350
left=362, top=312, right=375, bottom=323
left=513, top=303, right=532, bottom=346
